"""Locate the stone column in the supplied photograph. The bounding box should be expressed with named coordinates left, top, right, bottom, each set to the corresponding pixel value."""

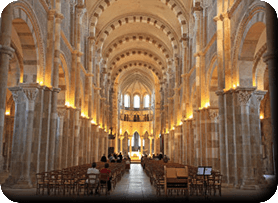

left=129, top=136, right=132, bottom=157
left=174, top=126, right=182, bottom=164
left=208, top=108, right=219, bottom=170
left=0, top=3, right=14, bottom=170
left=140, top=136, right=143, bottom=155
left=264, top=3, right=277, bottom=176
left=48, top=1, right=63, bottom=171
left=149, top=136, right=153, bottom=155
left=120, top=136, right=124, bottom=153
left=4, top=87, right=25, bottom=187
left=193, top=2, right=203, bottom=108
left=235, top=87, right=258, bottom=189
left=164, top=133, right=168, bottom=156
left=62, top=107, right=70, bottom=168
left=252, top=91, right=266, bottom=184
left=55, top=107, right=67, bottom=170
left=17, top=84, right=39, bottom=188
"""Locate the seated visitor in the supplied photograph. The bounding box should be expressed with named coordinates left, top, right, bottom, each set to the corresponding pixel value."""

left=101, top=154, right=107, bottom=162
left=158, top=152, right=163, bottom=160
left=100, top=163, right=112, bottom=192
left=109, top=155, right=115, bottom=162
left=163, top=155, right=169, bottom=163
left=86, top=162, right=100, bottom=194
left=117, top=157, right=121, bottom=163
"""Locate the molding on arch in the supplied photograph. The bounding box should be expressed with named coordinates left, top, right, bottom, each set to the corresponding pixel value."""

left=111, top=60, right=163, bottom=81
left=95, top=13, right=180, bottom=55
left=88, top=0, right=188, bottom=37
left=102, top=33, right=173, bottom=61
left=231, top=3, right=266, bottom=84
left=12, top=1, right=46, bottom=82
left=107, top=48, right=167, bottom=71
left=252, top=43, right=267, bottom=89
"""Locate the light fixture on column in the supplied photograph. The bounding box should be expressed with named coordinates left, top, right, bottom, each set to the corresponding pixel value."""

left=5, top=111, right=10, bottom=116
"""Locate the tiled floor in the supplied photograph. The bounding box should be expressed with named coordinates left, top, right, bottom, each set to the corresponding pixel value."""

left=1, top=164, right=276, bottom=202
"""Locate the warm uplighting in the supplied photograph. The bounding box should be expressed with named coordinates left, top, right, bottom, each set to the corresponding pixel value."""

left=204, top=102, right=210, bottom=108
left=180, top=121, right=183, bottom=125
left=81, top=113, right=86, bottom=118
left=65, top=102, right=70, bottom=107
left=189, top=115, right=193, bottom=119
left=260, top=115, right=264, bottom=120
left=120, top=129, right=122, bottom=134
left=91, top=119, right=96, bottom=124
left=5, top=111, right=10, bottom=116
left=233, top=84, right=236, bottom=89
left=172, top=127, right=175, bottom=130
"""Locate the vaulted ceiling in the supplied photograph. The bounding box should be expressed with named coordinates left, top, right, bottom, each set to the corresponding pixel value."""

left=85, top=0, right=192, bottom=94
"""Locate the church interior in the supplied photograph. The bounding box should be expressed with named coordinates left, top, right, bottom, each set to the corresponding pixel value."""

left=0, top=0, right=277, bottom=201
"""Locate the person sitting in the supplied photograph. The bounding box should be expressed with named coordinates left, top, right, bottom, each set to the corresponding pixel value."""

left=100, top=163, right=112, bottom=192
left=109, top=155, right=115, bottom=162
left=158, top=152, right=163, bottom=160
left=163, top=155, right=169, bottom=163
left=86, top=162, right=100, bottom=194
left=116, top=157, right=121, bottom=163
left=101, top=154, right=107, bottom=162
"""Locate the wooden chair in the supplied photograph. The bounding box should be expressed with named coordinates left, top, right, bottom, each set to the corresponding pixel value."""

left=99, top=173, right=109, bottom=195
left=155, top=171, right=165, bottom=196
left=214, top=174, right=222, bottom=196
left=36, top=173, right=47, bottom=195
left=87, top=173, right=99, bottom=195
left=62, top=173, right=75, bottom=195
left=76, top=174, right=88, bottom=196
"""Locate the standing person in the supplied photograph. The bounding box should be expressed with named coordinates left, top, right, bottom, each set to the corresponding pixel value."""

left=101, top=154, right=107, bottom=162
left=86, top=162, right=100, bottom=194
left=100, top=163, right=112, bottom=192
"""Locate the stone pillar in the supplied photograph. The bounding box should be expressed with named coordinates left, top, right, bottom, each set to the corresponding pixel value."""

left=62, top=107, right=70, bottom=168
left=174, top=126, right=182, bottom=164
left=193, top=2, right=203, bottom=108
left=164, top=133, right=168, bottom=157
left=149, top=136, right=153, bottom=155
left=120, top=136, right=124, bottom=153
left=67, top=107, right=76, bottom=167
left=73, top=108, right=81, bottom=166
left=55, top=107, right=67, bottom=170
left=48, top=1, right=63, bottom=171
left=140, top=136, right=143, bottom=155
left=4, top=87, right=25, bottom=187
left=14, top=84, right=39, bottom=188
left=129, top=136, right=132, bottom=157
left=252, top=91, right=266, bottom=184
left=208, top=108, right=219, bottom=171
left=235, top=87, right=258, bottom=189
left=264, top=3, right=278, bottom=176
left=0, top=3, right=14, bottom=170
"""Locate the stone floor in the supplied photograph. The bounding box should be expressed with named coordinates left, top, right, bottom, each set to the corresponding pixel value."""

left=0, top=164, right=277, bottom=202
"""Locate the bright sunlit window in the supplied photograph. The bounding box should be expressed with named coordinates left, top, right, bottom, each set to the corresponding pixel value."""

left=144, top=94, right=150, bottom=108
left=134, top=95, right=140, bottom=108
left=124, top=94, right=130, bottom=108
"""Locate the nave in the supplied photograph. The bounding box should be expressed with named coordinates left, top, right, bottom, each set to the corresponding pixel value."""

left=1, top=163, right=273, bottom=202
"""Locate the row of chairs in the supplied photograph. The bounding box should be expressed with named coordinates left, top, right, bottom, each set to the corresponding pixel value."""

left=143, top=160, right=222, bottom=197
left=36, top=162, right=126, bottom=196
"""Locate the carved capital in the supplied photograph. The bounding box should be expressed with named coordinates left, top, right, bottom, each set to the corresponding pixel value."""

left=22, top=88, right=38, bottom=102
left=57, top=107, right=67, bottom=118
left=237, top=90, right=254, bottom=106
left=9, top=87, right=25, bottom=104
left=254, top=90, right=267, bottom=106
left=208, top=108, right=219, bottom=121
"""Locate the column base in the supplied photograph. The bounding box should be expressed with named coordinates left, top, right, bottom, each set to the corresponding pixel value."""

left=2, top=176, right=33, bottom=189
left=222, top=183, right=235, bottom=188
left=240, top=179, right=260, bottom=190
left=12, top=178, right=33, bottom=189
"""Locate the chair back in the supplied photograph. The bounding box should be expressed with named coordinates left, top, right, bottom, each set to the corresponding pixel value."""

left=99, top=173, right=109, bottom=182
left=87, top=173, right=99, bottom=184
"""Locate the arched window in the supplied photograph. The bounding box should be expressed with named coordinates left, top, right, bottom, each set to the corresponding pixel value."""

left=144, top=94, right=150, bottom=108
left=134, top=95, right=140, bottom=108
left=124, top=94, right=130, bottom=108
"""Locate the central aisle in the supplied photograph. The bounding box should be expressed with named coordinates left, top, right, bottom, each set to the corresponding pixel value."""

left=109, top=164, right=157, bottom=200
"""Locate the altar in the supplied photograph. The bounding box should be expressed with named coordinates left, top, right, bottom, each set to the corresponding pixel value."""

left=129, top=151, right=141, bottom=160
